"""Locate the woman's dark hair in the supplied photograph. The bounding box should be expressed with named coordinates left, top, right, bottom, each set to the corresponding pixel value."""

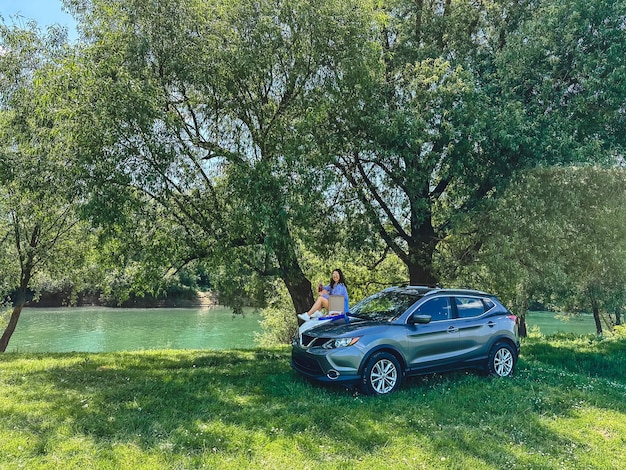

left=330, top=268, right=347, bottom=288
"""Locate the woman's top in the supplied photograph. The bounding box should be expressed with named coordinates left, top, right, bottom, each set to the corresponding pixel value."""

left=323, top=283, right=349, bottom=313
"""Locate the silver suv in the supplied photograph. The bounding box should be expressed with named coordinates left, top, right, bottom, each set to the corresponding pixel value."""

left=291, top=286, right=520, bottom=395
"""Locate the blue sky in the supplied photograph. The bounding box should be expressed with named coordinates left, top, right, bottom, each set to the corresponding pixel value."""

left=0, top=0, right=77, bottom=38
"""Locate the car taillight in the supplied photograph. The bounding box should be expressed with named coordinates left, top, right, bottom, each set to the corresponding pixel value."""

left=507, top=314, right=519, bottom=324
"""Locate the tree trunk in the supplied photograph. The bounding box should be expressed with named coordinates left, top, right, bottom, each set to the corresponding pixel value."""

left=0, top=306, right=23, bottom=352
left=0, top=290, right=26, bottom=352
left=272, top=229, right=314, bottom=325
left=1, top=258, right=33, bottom=352
left=592, top=305, right=603, bottom=336
left=518, top=314, right=528, bottom=337
left=274, top=238, right=313, bottom=314
left=284, top=275, right=314, bottom=326
left=408, top=260, right=437, bottom=286
left=513, top=286, right=529, bottom=338
left=407, top=221, right=438, bottom=286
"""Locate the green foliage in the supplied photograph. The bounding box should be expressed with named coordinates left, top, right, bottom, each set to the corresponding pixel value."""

left=497, top=0, right=626, bottom=162
left=439, top=166, right=626, bottom=334
left=256, top=281, right=299, bottom=346
left=0, top=21, right=99, bottom=348
left=205, top=260, right=269, bottom=315
left=613, top=325, right=626, bottom=339
left=1, top=335, right=626, bottom=468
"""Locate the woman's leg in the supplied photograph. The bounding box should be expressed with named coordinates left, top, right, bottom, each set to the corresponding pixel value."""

left=307, top=295, right=329, bottom=315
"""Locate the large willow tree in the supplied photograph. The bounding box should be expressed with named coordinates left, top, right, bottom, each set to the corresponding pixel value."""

left=316, top=0, right=626, bottom=286
left=63, top=0, right=378, bottom=315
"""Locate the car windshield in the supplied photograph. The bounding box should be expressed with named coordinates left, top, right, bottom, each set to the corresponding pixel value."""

left=349, top=290, right=422, bottom=321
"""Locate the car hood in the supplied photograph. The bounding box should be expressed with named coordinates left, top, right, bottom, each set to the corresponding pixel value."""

left=305, top=319, right=389, bottom=337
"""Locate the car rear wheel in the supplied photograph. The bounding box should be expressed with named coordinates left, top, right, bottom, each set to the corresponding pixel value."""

left=487, top=342, right=516, bottom=377
left=360, top=352, right=402, bottom=395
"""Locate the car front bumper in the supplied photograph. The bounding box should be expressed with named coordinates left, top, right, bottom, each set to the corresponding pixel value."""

left=291, top=343, right=362, bottom=385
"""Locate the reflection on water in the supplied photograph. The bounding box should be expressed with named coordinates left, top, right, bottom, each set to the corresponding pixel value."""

left=8, top=306, right=263, bottom=353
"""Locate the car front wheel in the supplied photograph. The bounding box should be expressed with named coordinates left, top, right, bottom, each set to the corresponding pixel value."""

left=487, top=342, right=516, bottom=377
left=360, top=352, right=402, bottom=395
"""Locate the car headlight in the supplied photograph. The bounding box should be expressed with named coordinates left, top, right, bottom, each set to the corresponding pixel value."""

left=322, top=337, right=360, bottom=349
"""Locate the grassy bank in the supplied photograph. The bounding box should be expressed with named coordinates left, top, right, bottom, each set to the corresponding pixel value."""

left=1, top=335, right=625, bottom=469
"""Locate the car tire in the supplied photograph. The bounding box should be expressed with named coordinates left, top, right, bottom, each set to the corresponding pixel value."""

left=360, top=352, right=402, bottom=395
left=487, top=342, right=516, bottom=377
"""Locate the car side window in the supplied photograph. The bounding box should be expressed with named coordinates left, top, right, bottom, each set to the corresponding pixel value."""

left=455, top=297, right=487, bottom=318
left=417, top=297, right=451, bottom=321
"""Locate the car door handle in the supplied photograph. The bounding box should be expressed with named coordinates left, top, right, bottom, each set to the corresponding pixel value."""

left=447, top=326, right=458, bottom=333
left=487, top=321, right=496, bottom=328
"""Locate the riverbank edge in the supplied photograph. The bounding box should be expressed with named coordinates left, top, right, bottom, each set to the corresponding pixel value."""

left=25, top=291, right=218, bottom=309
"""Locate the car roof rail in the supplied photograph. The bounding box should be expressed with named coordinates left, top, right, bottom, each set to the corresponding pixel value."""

left=403, top=285, right=437, bottom=294
left=424, top=288, right=491, bottom=297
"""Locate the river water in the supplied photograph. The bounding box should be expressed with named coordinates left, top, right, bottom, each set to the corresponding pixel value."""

left=6, top=307, right=596, bottom=353
left=7, top=306, right=263, bottom=353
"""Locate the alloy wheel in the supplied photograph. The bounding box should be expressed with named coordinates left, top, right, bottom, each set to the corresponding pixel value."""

left=493, top=347, right=514, bottom=376
left=370, top=358, right=398, bottom=394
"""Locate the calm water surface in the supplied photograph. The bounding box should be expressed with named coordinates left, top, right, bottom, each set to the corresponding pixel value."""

left=8, top=306, right=262, bottom=353
left=8, top=307, right=595, bottom=353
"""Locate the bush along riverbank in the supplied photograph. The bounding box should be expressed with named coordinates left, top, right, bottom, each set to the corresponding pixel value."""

left=23, top=288, right=218, bottom=309
left=1, top=334, right=625, bottom=469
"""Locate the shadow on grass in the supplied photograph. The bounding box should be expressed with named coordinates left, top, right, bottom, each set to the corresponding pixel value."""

left=2, top=337, right=626, bottom=467
left=522, top=333, right=626, bottom=382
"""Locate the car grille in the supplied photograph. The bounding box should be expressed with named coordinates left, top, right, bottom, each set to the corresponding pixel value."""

left=292, top=351, right=324, bottom=375
left=301, top=333, right=316, bottom=347
left=300, top=333, right=329, bottom=348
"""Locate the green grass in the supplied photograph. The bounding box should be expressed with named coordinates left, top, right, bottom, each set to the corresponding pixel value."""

left=1, top=335, right=625, bottom=469
left=526, top=311, right=597, bottom=336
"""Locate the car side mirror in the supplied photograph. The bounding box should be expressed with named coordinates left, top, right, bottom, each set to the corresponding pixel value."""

left=411, top=314, right=431, bottom=324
